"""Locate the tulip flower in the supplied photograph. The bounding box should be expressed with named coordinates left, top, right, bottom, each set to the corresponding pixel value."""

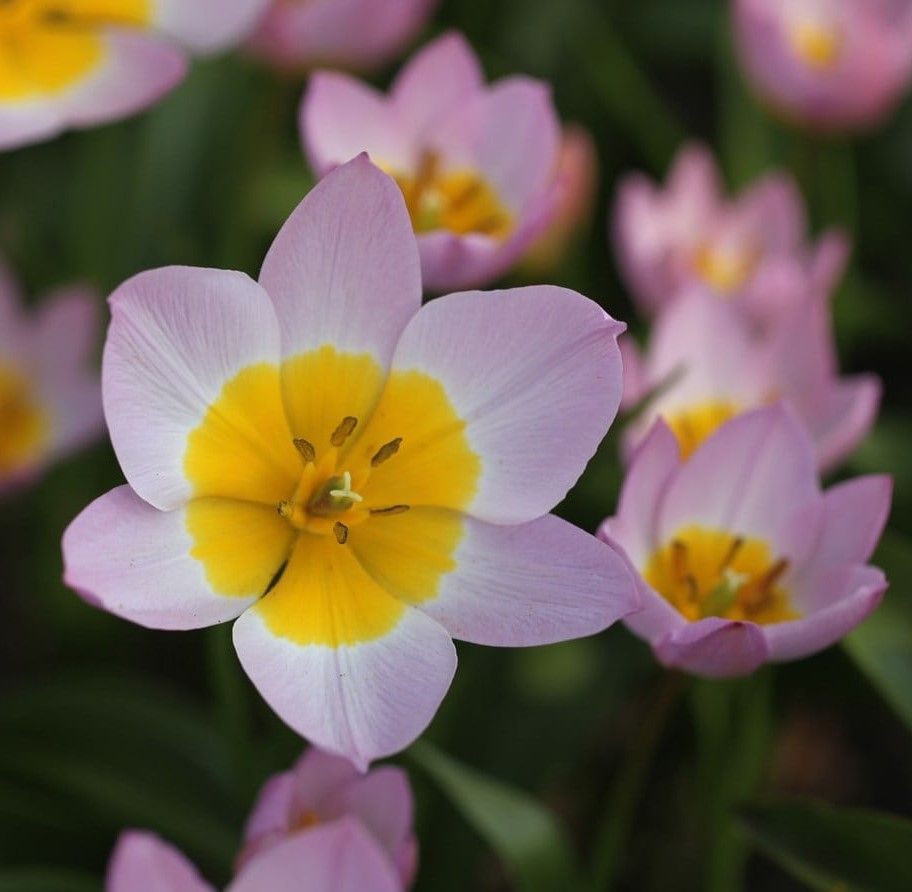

left=248, top=0, right=437, bottom=74
left=613, top=143, right=848, bottom=325
left=733, top=0, right=912, bottom=132
left=300, top=32, right=562, bottom=292
left=107, top=820, right=401, bottom=891
left=620, top=288, right=879, bottom=471
left=521, top=124, right=599, bottom=275
left=0, top=0, right=270, bottom=151
left=601, top=406, right=890, bottom=678
left=63, top=156, right=639, bottom=768
left=0, top=259, right=103, bottom=492
left=238, top=747, right=417, bottom=885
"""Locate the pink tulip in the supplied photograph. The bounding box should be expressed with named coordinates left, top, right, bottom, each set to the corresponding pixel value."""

left=733, top=0, right=912, bottom=132
left=63, top=155, right=639, bottom=769
left=613, top=143, right=849, bottom=325
left=248, top=0, right=437, bottom=73
left=601, top=406, right=890, bottom=678
left=238, top=747, right=417, bottom=886
left=0, top=258, right=103, bottom=493
left=620, top=288, right=879, bottom=472
left=106, top=820, right=401, bottom=891
left=0, top=0, right=270, bottom=151
left=300, top=32, right=563, bottom=292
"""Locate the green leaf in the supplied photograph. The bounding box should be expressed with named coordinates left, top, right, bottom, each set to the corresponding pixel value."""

left=844, top=533, right=912, bottom=734
left=0, top=870, right=99, bottom=892
left=409, top=741, right=582, bottom=892
left=738, top=800, right=912, bottom=892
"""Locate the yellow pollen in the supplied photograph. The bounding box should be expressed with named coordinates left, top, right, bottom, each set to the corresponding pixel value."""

left=0, top=363, right=49, bottom=474
left=384, top=151, right=514, bottom=240
left=663, top=400, right=741, bottom=460
left=790, top=20, right=843, bottom=70
left=0, top=0, right=151, bottom=101
left=644, top=526, right=799, bottom=624
left=693, top=242, right=757, bottom=294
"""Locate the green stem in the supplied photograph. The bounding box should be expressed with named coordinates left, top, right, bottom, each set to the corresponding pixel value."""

left=589, top=672, right=685, bottom=891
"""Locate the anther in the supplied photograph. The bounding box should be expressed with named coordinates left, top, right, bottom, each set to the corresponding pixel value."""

left=293, top=438, right=316, bottom=463
left=277, top=500, right=294, bottom=519
left=330, top=416, right=358, bottom=447
left=719, top=536, right=744, bottom=572
left=370, top=505, right=411, bottom=516
left=333, top=522, right=349, bottom=545
left=371, top=438, right=402, bottom=467
left=670, top=540, right=688, bottom=581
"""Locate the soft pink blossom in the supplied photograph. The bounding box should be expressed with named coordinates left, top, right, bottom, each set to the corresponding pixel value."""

left=63, top=155, right=639, bottom=769
left=620, top=288, right=879, bottom=472
left=613, top=143, right=849, bottom=325
left=248, top=0, right=437, bottom=73
left=300, top=32, right=563, bottom=292
left=733, top=0, right=912, bottom=132
left=601, top=406, right=890, bottom=678
left=238, top=747, right=417, bottom=885
left=0, top=258, right=103, bottom=493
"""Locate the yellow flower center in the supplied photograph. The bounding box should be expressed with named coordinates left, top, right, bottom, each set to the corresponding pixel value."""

left=644, top=525, right=799, bottom=625
left=0, top=0, right=150, bottom=101
left=182, top=346, right=481, bottom=647
left=387, top=151, right=514, bottom=240
left=789, top=20, right=843, bottom=70
left=663, top=400, right=741, bottom=460
left=0, top=363, right=49, bottom=474
left=693, top=241, right=758, bottom=294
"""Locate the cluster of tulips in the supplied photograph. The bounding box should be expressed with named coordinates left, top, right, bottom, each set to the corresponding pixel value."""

left=1, top=0, right=908, bottom=887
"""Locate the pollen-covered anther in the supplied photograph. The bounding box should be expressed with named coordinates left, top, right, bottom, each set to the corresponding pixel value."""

left=371, top=437, right=402, bottom=467
left=330, top=416, right=358, bottom=447
left=293, top=437, right=316, bottom=463
left=333, top=522, right=349, bottom=545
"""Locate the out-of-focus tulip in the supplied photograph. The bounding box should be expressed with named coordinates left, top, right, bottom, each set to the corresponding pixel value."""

left=613, top=143, right=848, bottom=326
left=620, top=288, right=879, bottom=472
left=238, top=747, right=417, bottom=886
left=0, top=0, right=270, bottom=151
left=300, top=32, right=564, bottom=292
left=0, top=259, right=103, bottom=493
left=733, top=0, right=912, bottom=132
left=63, top=157, right=638, bottom=770
left=248, top=0, right=437, bottom=74
left=601, top=406, right=890, bottom=678
left=521, top=124, right=599, bottom=275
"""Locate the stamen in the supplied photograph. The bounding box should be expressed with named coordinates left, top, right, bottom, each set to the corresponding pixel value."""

left=277, top=500, right=294, bottom=519
left=719, top=536, right=744, bottom=572
left=371, top=438, right=402, bottom=467
left=293, top=438, right=316, bottom=463
left=333, top=522, right=349, bottom=545
left=328, top=471, right=363, bottom=504
left=370, top=505, right=411, bottom=516
left=330, top=416, right=358, bottom=447
left=670, top=540, right=688, bottom=581
left=683, top=574, right=699, bottom=604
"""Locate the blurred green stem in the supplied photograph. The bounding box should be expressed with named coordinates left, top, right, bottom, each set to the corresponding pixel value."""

left=692, top=669, right=774, bottom=892
left=588, top=671, right=684, bottom=891
left=574, top=1, right=685, bottom=172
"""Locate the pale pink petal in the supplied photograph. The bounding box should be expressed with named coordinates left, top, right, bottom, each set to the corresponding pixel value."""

left=811, top=375, right=881, bottom=473
left=657, top=406, right=819, bottom=556
left=390, top=31, right=484, bottom=139
left=300, top=74, right=412, bottom=175
left=229, top=819, right=401, bottom=892
left=654, top=617, right=770, bottom=678
left=63, top=486, right=277, bottom=630
left=764, top=565, right=887, bottom=661
left=619, top=335, right=648, bottom=409
left=154, top=0, right=271, bottom=53
left=241, top=770, right=297, bottom=859
left=810, top=228, right=851, bottom=293
left=374, top=512, right=640, bottom=646
left=106, top=831, right=214, bottom=892
left=233, top=604, right=456, bottom=772
left=259, top=156, right=420, bottom=369
left=103, top=266, right=281, bottom=510
left=387, top=285, right=624, bottom=524
left=736, top=172, right=806, bottom=252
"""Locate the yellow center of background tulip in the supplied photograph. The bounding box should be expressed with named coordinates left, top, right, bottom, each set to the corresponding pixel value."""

left=789, top=20, right=843, bottom=70
left=387, top=151, right=514, bottom=240
left=693, top=241, right=757, bottom=294
left=645, top=525, right=799, bottom=624
left=0, top=363, right=49, bottom=473
left=0, top=0, right=150, bottom=101
left=183, top=345, right=480, bottom=647
left=663, top=400, right=741, bottom=459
